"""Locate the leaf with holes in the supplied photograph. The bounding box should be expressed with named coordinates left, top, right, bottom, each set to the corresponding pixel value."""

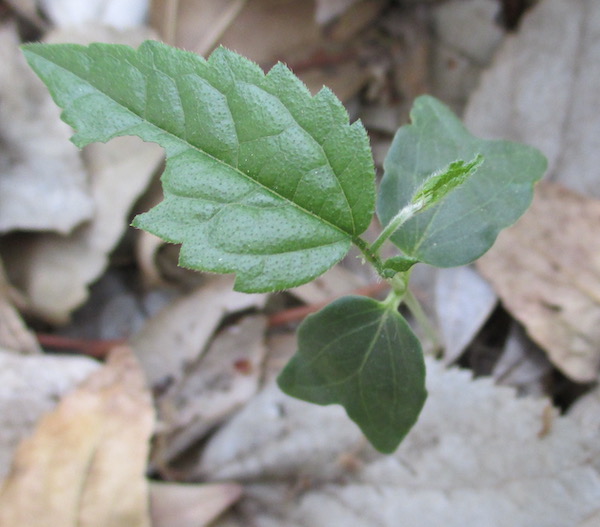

left=22, top=42, right=375, bottom=292
left=278, top=295, right=427, bottom=453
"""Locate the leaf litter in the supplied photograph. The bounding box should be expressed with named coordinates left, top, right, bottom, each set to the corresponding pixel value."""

left=1, top=0, right=600, bottom=525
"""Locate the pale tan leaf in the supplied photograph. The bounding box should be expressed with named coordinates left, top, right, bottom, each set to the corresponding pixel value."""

left=0, top=346, right=154, bottom=527
left=0, top=350, right=100, bottom=482
left=132, top=276, right=265, bottom=387
left=150, top=482, right=242, bottom=527
left=196, top=359, right=600, bottom=527
left=154, top=315, right=267, bottom=465
left=464, top=0, right=600, bottom=197
left=1, top=25, right=163, bottom=324
left=315, top=0, right=361, bottom=25
left=0, top=22, right=92, bottom=234
left=39, top=0, right=149, bottom=28
left=477, top=182, right=600, bottom=382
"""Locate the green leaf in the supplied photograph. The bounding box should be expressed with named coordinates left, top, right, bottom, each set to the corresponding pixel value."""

left=377, top=96, right=547, bottom=267
left=22, top=41, right=375, bottom=292
left=411, top=153, right=483, bottom=211
left=278, top=295, right=427, bottom=453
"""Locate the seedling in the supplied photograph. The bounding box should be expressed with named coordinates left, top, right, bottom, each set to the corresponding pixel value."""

left=23, top=41, right=547, bottom=453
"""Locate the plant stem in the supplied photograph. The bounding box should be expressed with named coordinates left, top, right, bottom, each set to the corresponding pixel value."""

left=403, top=288, right=440, bottom=352
left=370, top=199, right=424, bottom=255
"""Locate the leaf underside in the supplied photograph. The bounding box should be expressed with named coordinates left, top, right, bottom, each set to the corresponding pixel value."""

left=278, top=296, right=427, bottom=453
left=22, top=41, right=375, bottom=292
left=378, top=95, right=547, bottom=268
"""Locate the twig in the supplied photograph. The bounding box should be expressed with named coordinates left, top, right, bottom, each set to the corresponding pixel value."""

left=36, top=333, right=125, bottom=359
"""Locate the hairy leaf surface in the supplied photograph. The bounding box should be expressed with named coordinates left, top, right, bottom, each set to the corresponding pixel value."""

left=22, top=41, right=375, bottom=292
left=278, top=296, right=427, bottom=453
left=378, top=96, right=546, bottom=267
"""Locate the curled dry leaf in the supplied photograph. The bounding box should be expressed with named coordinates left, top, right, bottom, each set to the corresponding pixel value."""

left=0, top=22, right=92, bottom=234
left=196, top=359, right=600, bottom=527
left=1, top=25, right=163, bottom=324
left=477, top=182, right=600, bottom=382
left=0, top=346, right=154, bottom=527
left=464, top=0, right=600, bottom=197
left=0, top=350, right=100, bottom=481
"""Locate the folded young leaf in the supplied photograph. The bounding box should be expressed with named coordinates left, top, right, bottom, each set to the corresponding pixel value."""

left=22, top=42, right=375, bottom=292
left=377, top=96, right=546, bottom=267
left=278, top=295, right=427, bottom=453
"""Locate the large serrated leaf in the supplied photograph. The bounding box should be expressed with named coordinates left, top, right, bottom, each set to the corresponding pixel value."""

left=278, top=295, right=427, bottom=453
left=377, top=95, right=546, bottom=267
left=22, top=41, right=375, bottom=292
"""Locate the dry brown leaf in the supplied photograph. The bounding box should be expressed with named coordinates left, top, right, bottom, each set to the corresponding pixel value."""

left=154, top=315, right=267, bottom=464
left=315, top=0, right=361, bottom=24
left=132, top=276, right=266, bottom=387
left=0, top=259, right=39, bottom=354
left=150, top=482, right=243, bottom=527
left=0, top=346, right=154, bottom=527
left=0, top=22, right=92, bottom=234
left=1, top=25, right=163, bottom=324
left=0, top=350, right=100, bottom=481
left=196, top=359, right=600, bottom=526
left=464, top=0, right=600, bottom=197
left=477, top=182, right=600, bottom=382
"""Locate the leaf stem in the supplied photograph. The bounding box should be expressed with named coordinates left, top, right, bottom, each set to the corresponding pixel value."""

left=403, top=288, right=440, bottom=352
left=369, top=200, right=424, bottom=255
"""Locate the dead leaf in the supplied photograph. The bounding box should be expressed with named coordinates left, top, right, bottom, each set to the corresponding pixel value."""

left=132, top=276, right=265, bottom=387
left=464, top=0, right=600, bottom=197
left=435, top=266, right=497, bottom=364
left=0, top=350, right=100, bottom=481
left=39, top=0, right=149, bottom=28
left=492, top=323, right=553, bottom=396
left=290, top=265, right=366, bottom=305
left=154, top=315, right=267, bottom=464
left=0, top=22, right=92, bottom=234
left=150, top=481, right=242, bottom=527
left=315, top=0, right=361, bottom=25
left=1, top=25, right=163, bottom=324
left=0, top=259, right=39, bottom=354
left=195, top=359, right=600, bottom=526
left=0, top=346, right=154, bottom=527
left=477, top=182, right=600, bottom=382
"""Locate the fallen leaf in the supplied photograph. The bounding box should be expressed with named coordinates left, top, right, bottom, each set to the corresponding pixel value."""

left=290, top=265, right=366, bottom=305
left=154, top=315, right=267, bottom=464
left=435, top=266, right=497, bottom=364
left=0, top=350, right=100, bottom=481
left=0, top=259, right=39, bottom=354
left=132, top=276, right=266, bottom=387
left=477, top=182, right=600, bottom=382
left=315, top=0, right=361, bottom=24
left=1, top=25, right=163, bottom=324
left=195, top=359, right=600, bottom=527
left=150, top=481, right=243, bottom=527
left=39, top=0, right=149, bottom=28
left=0, top=346, right=154, bottom=527
left=492, top=323, right=553, bottom=396
left=464, top=0, right=600, bottom=197
left=0, top=22, right=92, bottom=234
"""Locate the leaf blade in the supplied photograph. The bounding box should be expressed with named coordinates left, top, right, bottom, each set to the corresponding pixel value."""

left=278, top=296, right=427, bottom=453
left=377, top=95, right=546, bottom=267
left=22, top=41, right=375, bottom=291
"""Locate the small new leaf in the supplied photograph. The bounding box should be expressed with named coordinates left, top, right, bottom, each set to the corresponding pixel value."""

left=278, top=296, right=427, bottom=453
left=411, top=154, right=483, bottom=212
left=22, top=41, right=375, bottom=292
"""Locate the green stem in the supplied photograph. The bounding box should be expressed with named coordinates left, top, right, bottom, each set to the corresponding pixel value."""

left=369, top=200, right=424, bottom=255
left=353, top=236, right=385, bottom=276
left=403, top=288, right=440, bottom=352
